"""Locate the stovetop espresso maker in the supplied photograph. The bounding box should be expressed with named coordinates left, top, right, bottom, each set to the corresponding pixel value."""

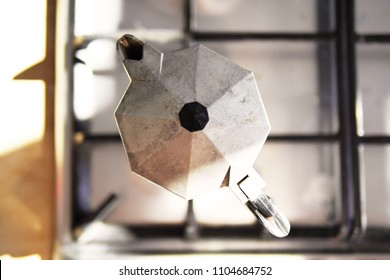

left=114, top=34, right=290, bottom=238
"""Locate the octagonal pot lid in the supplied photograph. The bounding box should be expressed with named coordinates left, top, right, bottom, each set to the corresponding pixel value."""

left=114, top=35, right=289, bottom=237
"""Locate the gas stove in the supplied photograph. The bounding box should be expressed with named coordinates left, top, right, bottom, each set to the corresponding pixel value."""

left=55, top=0, right=390, bottom=259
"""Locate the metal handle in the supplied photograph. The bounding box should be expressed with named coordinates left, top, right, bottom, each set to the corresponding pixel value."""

left=228, top=167, right=290, bottom=238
